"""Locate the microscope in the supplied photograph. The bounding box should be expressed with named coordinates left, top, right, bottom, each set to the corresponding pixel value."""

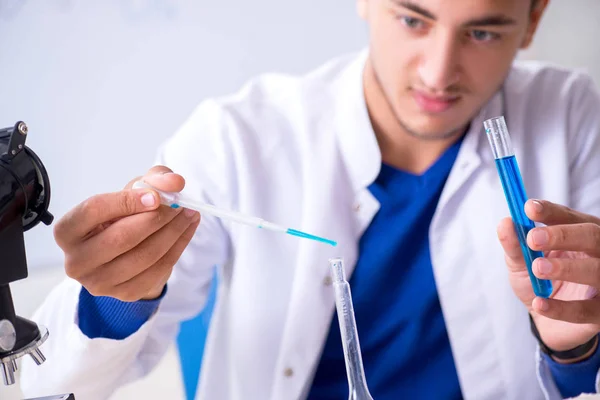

left=0, top=121, right=74, bottom=399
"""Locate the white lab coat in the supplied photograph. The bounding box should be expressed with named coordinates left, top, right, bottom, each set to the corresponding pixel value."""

left=20, top=50, right=600, bottom=400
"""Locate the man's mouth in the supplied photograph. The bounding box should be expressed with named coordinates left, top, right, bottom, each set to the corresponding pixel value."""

left=411, top=89, right=461, bottom=114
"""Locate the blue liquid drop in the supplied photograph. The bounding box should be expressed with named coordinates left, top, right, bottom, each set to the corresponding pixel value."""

left=286, top=229, right=337, bottom=247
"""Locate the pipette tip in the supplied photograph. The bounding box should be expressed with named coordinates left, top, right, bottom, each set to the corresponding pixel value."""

left=286, top=229, right=337, bottom=247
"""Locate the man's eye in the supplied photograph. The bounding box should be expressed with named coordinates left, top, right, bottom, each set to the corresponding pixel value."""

left=399, top=16, right=425, bottom=29
left=470, top=30, right=500, bottom=42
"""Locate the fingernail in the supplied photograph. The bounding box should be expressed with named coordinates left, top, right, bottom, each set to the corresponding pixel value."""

left=532, top=200, right=544, bottom=214
left=184, top=208, right=196, bottom=218
left=531, top=229, right=548, bottom=246
left=536, top=258, right=552, bottom=275
left=535, top=298, right=550, bottom=312
left=141, top=192, right=156, bottom=207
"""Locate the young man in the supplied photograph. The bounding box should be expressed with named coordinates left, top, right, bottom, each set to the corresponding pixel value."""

left=20, top=0, right=600, bottom=399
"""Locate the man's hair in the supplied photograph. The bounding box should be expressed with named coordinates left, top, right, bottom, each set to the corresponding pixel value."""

left=531, top=0, right=540, bottom=11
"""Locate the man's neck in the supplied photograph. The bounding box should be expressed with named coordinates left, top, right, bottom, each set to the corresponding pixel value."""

left=363, top=61, right=467, bottom=175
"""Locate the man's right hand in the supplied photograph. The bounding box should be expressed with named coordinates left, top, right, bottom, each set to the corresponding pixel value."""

left=53, top=166, right=201, bottom=302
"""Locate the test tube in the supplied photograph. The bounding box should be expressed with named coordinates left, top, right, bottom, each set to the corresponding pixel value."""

left=484, top=116, right=553, bottom=298
left=329, top=258, right=374, bottom=400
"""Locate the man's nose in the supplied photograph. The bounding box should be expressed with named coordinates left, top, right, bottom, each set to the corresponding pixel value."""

left=417, top=32, right=461, bottom=92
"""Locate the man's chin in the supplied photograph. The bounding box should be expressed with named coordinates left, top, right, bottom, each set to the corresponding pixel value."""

left=397, top=115, right=468, bottom=141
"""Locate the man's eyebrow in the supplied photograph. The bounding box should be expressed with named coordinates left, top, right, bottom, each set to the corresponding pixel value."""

left=391, top=0, right=517, bottom=27
left=391, top=0, right=436, bottom=20
left=463, top=15, right=517, bottom=27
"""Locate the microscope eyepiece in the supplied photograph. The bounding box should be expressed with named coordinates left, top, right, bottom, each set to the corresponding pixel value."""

left=0, top=121, right=54, bottom=233
left=0, top=121, right=51, bottom=386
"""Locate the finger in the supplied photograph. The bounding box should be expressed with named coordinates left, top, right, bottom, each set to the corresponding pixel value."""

left=128, top=166, right=186, bottom=194
left=54, top=189, right=161, bottom=249
left=126, top=166, right=185, bottom=193
left=144, top=172, right=185, bottom=192
left=527, top=223, right=600, bottom=257
left=533, top=257, right=600, bottom=287
left=80, top=216, right=121, bottom=241
left=110, top=216, right=201, bottom=302
left=497, top=217, right=527, bottom=272
left=524, top=199, right=600, bottom=226
left=124, top=165, right=177, bottom=187
left=144, top=218, right=202, bottom=299
left=532, top=297, right=600, bottom=324
left=67, top=205, right=186, bottom=275
left=88, top=209, right=200, bottom=287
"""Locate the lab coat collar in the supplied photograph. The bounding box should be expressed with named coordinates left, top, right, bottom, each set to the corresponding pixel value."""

left=437, top=90, right=504, bottom=212
left=332, top=49, right=382, bottom=195
left=331, top=49, right=504, bottom=200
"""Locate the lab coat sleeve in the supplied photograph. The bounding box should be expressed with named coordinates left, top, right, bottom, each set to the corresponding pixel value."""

left=19, top=99, right=237, bottom=400
left=535, top=72, right=600, bottom=398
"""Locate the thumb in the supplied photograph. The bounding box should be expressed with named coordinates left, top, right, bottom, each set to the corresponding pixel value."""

left=497, top=217, right=528, bottom=273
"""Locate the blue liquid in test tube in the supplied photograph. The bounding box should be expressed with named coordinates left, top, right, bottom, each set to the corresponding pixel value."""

left=484, top=116, right=553, bottom=298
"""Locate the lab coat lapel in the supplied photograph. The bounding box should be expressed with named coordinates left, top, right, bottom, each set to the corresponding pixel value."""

left=429, top=91, right=510, bottom=398
left=270, top=50, right=381, bottom=400
left=269, top=181, right=365, bottom=400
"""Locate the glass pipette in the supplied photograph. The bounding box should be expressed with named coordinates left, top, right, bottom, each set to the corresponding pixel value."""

left=329, top=258, right=374, bottom=400
left=132, top=180, right=337, bottom=247
left=484, top=116, right=553, bottom=298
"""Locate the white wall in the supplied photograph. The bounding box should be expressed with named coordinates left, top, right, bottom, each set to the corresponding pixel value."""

left=1, top=0, right=599, bottom=271
left=0, top=0, right=366, bottom=270
left=518, top=0, right=600, bottom=84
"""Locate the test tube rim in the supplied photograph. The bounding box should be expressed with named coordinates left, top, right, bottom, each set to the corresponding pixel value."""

left=329, top=257, right=346, bottom=283
left=484, top=115, right=506, bottom=130
left=483, top=115, right=514, bottom=159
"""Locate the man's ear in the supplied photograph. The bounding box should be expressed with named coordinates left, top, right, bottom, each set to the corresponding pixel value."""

left=521, top=0, right=550, bottom=49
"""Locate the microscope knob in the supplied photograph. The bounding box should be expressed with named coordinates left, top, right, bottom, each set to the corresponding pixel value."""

left=0, top=360, right=16, bottom=385
left=40, top=210, right=54, bottom=226
left=0, top=320, right=16, bottom=352
left=28, top=347, right=46, bottom=365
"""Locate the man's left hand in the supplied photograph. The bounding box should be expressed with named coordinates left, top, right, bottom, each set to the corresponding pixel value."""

left=498, top=199, right=600, bottom=358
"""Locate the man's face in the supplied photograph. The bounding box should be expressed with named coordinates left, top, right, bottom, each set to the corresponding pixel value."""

left=359, top=0, right=547, bottom=140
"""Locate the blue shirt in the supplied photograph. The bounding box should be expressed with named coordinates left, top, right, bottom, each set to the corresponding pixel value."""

left=77, top=139, right=600, bottom=399
left=308, top=138, right=464, bottom=399
left=78, top=286, right=166, bottom=340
